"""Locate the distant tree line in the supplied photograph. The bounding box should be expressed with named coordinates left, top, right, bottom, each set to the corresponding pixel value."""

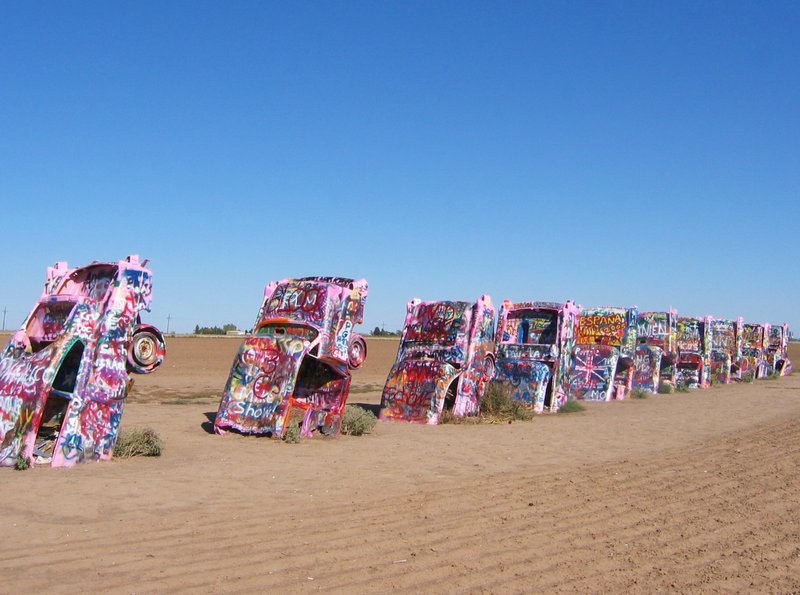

left=371, top=326, right=401, bottom=337
left=194, top=323, right=238, bottom=335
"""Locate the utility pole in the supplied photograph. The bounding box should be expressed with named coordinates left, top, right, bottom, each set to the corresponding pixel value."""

left=1, top=307, right=6, bottom=331
left=166, top=314, right=172, bottom=334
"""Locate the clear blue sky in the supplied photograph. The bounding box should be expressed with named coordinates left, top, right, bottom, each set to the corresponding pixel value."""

left=1, top=1, right=798, bottom=334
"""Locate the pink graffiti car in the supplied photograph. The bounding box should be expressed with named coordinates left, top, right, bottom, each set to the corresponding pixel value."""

left=379, top=296, right=496, bottom=424
left=493, top=300, right=579, bottom=412
left=708, top=317, right=744, bottom=384
left=675, top=316, right=712, bottom=388
left=214, top=277, right=368, bottom=439
left=567, top=307, right=638, bottom=401
left=632, top=310, right=678, bottom=392
left=766, top=324, right=792, bottom=376
left=0, top=255, right=165, bottom=468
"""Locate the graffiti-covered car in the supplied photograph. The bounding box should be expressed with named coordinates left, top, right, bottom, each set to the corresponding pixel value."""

left=708, top=317, right=744, bottom=384
left=567, top=307, right=638, bottom=401
left=214, top=277, right=368, bottom=439
left=632, top=310, right=678, bottom=392
left=766, top=324, right=792, bottom=376
left=675, top=316, right=712, bottom=388
left=741, top=323, right=773, bottom=379
left=493, top=300, right=579, bottom=412
left=379, top=296, right=496, bottom=424
left=0, top=255, right=165, bottom=468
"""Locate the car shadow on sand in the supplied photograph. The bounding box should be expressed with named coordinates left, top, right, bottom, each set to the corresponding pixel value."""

left=350, top=402, right=381, bottom=417
left=201, top=411, right=216, bottom=434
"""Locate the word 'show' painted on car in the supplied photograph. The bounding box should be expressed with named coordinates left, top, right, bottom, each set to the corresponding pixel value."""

left=380, top=296, right=496, bottom=424
left=493, top=300, right=579, bottom=412
left=0, top=255, right=165, bottom=468
left=214, top=277, right=368, bottom=439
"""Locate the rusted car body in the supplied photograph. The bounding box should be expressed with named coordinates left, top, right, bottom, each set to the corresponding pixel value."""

left=766, top=324, right=792, bottom=376
left=493, top=300, right=579, bottom=412
left=567, top=307, right=638, bottom=401
left=380, top=296, right=496, bottom=424
left=0, top=255, right=165, bottom=468
left=675, top=316, right=712, bottom=388
left=632, top=310, right=678, bottom=393
left=708, top=317, right=744, bottom=384
left=214, top=277, right=368, bottom=439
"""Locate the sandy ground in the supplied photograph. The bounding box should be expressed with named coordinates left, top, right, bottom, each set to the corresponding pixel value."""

left=0, top=336, right=799, bottom=592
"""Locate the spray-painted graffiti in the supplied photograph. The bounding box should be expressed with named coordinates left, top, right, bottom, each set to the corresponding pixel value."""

left=567, top=345, right=621, bottom=401
left=765, top=323, right=793, bottom=376
left=0, top=255, right=165, bottom=469
left=493, top=300, right=579, bottom=412
left=380, top=296, right=496, bottom=424
left=215, top=277, right=368, bottom=439
left=708, top=318, right=743, bottom=384
left=675, top=316, right=712, bottom=388
left=632, top=311, right=678, bottom=392
left=568, top=307, right=638, bottom=401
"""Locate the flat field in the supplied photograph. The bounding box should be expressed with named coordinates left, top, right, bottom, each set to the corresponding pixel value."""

left=1, top=336, right=799, bottom=592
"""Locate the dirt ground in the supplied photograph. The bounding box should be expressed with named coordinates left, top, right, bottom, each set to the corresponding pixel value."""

left=1, top=336, right=799, bottom=592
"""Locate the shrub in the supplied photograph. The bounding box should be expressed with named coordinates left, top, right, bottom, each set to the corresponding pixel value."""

left=675, top=385, right=690, bottom=393
left=559, top=400, right=586, bottom=413
left=341, top=405, right=377, bottom=436
left=480, top=383, right=535, bottom=422
left=14, top=455, right=30, bottom=471
left=630, top=387, right=649, bottom=399
left=114, top=427, right=164, bottom=458
left=438, top=383, right=534, bottom=424
left=658, top=381, right=675, bottom=394
left=282, top=424, right=302, bottom=443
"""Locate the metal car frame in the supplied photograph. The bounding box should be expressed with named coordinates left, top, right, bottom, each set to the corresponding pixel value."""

left=493, top=300, right=579, bottom=412
left=765, top=323, right=792, bottom=377
left=0, top=255, right=165, bottom=468
left=214, top=277, right=368, bottom=439
left=708, top=317, right=744, bottom=385
left=675, top=316, right=713, bottom=388
left=741, top=323, right=774, bottom=380
left=632, top=310, right=678, bottom=393
left=567, top=306, right=638, bottom=401
left=379, top=296, right=496, bottom=424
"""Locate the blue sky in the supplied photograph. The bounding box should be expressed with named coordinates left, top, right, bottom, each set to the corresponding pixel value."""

left=1, top=1, right=798, bottom=334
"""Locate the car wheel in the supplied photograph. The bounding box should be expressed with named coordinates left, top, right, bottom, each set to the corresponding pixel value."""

left=128, top=327, right=166, bottom=374
left=348, top=336, right=367, bottom=369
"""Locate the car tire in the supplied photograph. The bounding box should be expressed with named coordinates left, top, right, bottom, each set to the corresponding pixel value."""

left=128, top=327, right=166, bottom=374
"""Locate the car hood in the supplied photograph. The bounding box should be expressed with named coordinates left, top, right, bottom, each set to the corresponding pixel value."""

left=214, top=335, right=311, bottom=435
left=494, top=359, right=552, bottom=412
left=380, top=359, right=460, bottom=424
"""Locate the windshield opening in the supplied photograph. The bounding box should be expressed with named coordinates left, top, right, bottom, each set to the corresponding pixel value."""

left=504, top=309, right=558, bottom=345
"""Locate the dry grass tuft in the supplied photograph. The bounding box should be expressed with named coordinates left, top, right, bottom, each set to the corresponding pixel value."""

left=114, top=427, right=164, bottom=458
left=559, top=400, right=586, bottom=413
left=341, top=405, right=377, bottom=436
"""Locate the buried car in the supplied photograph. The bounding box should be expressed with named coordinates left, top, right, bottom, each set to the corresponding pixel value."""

left=766, top=324, right=792, bottom=376
left=632, top=310, right=678, bottom=393
left=493, top=300, right=579, bottom=412
left=379, top=296, right=496, bottom=424
left=708, top=317, right=744, bottom=384
left=741, top=323, right=773, bottom=380
left=0, top=255, right=165, bottom=468
left=675, top=316, right=713, bottom=388
left=567, top=307, right=638, bottom=401
left=214, top=277, right=368, bottom=439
